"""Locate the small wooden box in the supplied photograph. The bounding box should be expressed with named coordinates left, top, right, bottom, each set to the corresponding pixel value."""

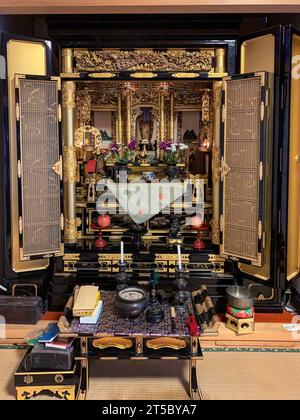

left=15, top=347, right=88, bottom=400
left=225, top=313, right=255, bottom=335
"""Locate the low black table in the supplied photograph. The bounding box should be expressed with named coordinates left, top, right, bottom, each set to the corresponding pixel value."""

left=15, top=290, right=203, bottom=400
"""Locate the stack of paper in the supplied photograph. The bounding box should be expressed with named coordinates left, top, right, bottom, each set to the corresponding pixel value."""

left=80, top=300, right=103, bottom=324
left=73, top=285, right=100, bottom=317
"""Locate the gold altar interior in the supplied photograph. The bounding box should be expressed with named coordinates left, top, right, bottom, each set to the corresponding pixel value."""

left=67, top=79, right=217, bottom=249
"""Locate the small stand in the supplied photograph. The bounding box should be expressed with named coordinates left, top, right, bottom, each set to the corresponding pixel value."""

left=91, top=214, right=111, bottom=250
left=192, top=222, right=208, bottom=250
left=225, top=313, right=255, bottom=335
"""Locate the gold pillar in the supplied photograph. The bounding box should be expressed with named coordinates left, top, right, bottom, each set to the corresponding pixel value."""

left=212, top=82, right=222, bottom=245
left=215, top=48, right=226, bottom=74
left=126, top=90, right=131, bottom=144
left=117, top=93, right=123, bottom=144
left=160, top=92, right=165, bottom=141
left=61, top=49, right=77, bottom=245
left=62, top=48, right=74, bottom=74
left=170, top=93, right=174, bottom=142
left=62, top=81, right=77, bottom=244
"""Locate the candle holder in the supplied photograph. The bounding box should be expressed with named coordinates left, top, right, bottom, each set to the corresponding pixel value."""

left=174, top=266, right=189, bottom=312
left=114, top=260, right=131, bottom=291
left=146, top=272, right=164, bottom=323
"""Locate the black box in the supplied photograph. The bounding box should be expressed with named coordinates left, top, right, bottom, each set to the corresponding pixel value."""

left=15, top=347, right=87, bottom=401
left=0, top=296, right=43, bottom=324
left=30, top=343, right=74, bottom=371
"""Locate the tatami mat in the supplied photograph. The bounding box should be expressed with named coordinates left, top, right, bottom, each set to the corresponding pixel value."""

left=1, top=349, right=300, bottom=400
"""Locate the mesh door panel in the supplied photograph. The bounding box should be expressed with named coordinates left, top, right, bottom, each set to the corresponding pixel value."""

left=18, top=78, right=61, bottom=256
left=222, top=76, right=261, bottom=262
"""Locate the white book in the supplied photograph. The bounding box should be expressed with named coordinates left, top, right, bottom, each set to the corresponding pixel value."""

left=80, top=300, right=103, bottom=324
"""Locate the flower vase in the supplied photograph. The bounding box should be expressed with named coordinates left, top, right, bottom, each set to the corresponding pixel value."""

left=165, top=164, right=180, bottom=181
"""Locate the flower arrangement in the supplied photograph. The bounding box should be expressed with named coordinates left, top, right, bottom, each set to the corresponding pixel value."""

left=106, top=139, right=137, bottom=164
left=159, top=140, right=188, bottom=165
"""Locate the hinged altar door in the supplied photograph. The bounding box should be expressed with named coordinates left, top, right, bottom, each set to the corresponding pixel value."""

left=220, top=27, right=283, bottom=286
left=15, top=74, right=63, bottom=262
left=0, top=33, right=63, bottom=273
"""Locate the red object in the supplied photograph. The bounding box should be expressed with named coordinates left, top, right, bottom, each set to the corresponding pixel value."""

left=97, top=214, right=111, bottom=229
left=86, top=159, right=97, bottom=174
left=91, top=214, right=111, bottom=249
left=185, top=314, right=200, bottom=337
left=226, top=305, right=254, bottom=319
left=192, top=222, right=208, bottom=250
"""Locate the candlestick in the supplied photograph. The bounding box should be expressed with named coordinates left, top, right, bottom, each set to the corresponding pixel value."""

left=177, top=244, right=182, bottom=270
left=120, top=241, right=124, bottom=264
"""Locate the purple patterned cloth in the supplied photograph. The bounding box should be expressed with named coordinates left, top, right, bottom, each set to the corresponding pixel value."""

left=71, top=290, right=191, bottom=337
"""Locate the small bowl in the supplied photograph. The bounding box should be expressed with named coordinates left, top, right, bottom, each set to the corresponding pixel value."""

left=226, top=286, right=254, bottom=310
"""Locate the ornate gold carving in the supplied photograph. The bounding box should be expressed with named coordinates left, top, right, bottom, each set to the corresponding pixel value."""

left=93, top=337, right=133, bottom=350
left=63, top=145, right=77, bottom=183
left=63, top=253, right=80, bottom=261
left=74, top=49, right=214, bottom=73
left=16, top=386, right=75, bottom=401
left=74, top=125, right=102, bottom=150
left=155, top=254, right=189, bottom=262
left=174, top=84, right=211, bottom=109
left=212, top=146, right=221, bottom=182
left=213, top=83, right=222, bottom=108
left=146, top=337, right=187, bottom=350
left=131, top=83, right=160, bottom=108
left=211, top=218, right=220, bottom=245
left=202, top=93, right=210, bottom=122
left=64, top=218, right=77, bottom=241
left=62, top=81, right=76, bottom=109
left=77, top=83, right=120, bottom=110
left=76, top=90, right=91, bottom=124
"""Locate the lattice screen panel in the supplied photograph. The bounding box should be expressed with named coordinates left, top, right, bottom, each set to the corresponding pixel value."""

left=221, top=75, right=263, bottom=264
left=17, top=78, right=62, bottom=257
